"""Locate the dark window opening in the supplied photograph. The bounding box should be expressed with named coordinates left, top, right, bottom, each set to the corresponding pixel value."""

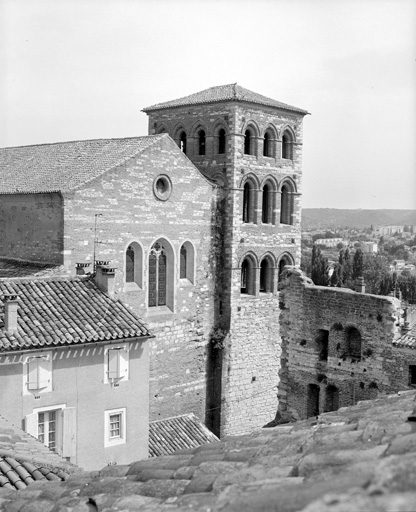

left=125, top=246, right=134, bottom=283
left=244, top=130, right=251, bottom=155
left=241, top=259, right=248, bottom=294
left=260, top=259, right=272, bottom=293
left=180, top=245, right=187, bottom=279
left=324, top=385, right=339, bottom=412
left=409, top=365, right=416, bottom=386
left=179, top=132, right=187, bottom=154
left=263, top=132, right=270, bottom=157
left=278, top=258, right=289, bottom=279
left=218, top=129, right=226, bottom=154
left=316, top=329, right=329, bottom=361
left=243, top=182, right=251, bottom=223
left=345, top=327, right=362, bottom=360
left=241, top=258, right=255, bottom=295
left=280, top=185, right=293, bottom=225
left=262, top=184, right=270, bottom=224
left=198, top=130, right=206, bottom=156
left=307, top=384, right=320, bottom=418
left=282, top=131, right=292, bottom=159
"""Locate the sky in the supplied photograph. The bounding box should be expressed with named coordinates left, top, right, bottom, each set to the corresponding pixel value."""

left=1, top=0, right=415, bottom=210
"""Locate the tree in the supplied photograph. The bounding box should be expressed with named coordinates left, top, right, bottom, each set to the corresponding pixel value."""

left=336, top=242, right=344, bottom=250
left=361, top=254, right=391, bottom=295
left=311, top=245, right=329, bottom=286
left=352, top=248, right=364, bottom=280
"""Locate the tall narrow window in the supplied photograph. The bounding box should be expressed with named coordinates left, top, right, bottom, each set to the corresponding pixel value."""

left=198, top=130, right=206, bottom=155
left=149, top=242, right=167, bottom=307
left=282, top=131, right=293, bottom=159
left=125, top=246, right=135, bottom=283
left=280, top=184, right=293, bottom=225
left=260, top=259, right=272, bottom=293
left=263, top=132, right=270, bottom=157
left=218, top=129, right=226, bottom=154
left=243, top=182, right=251, bottom=223
left=345, top=327, right=362, bottom=360
left=180, top=245, right=187, bottom=279
left=244, top=130, right=251, bottom=155
left=241, top=257, right=255, bottom=295
left=324, top=385, right=339, bottom=413
left=262, top=184, right=270, bottom=223
left=241, top=259, right=249, bottom=294
left=179, top=131, right=187, bottom=154
left=307, top=384, right=320, bottom=418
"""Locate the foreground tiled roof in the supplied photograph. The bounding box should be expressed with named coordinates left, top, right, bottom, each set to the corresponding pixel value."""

left=0, top=414, right=79, bottom=491
left=0, top=135, right=165, bottom=194
left=143, top=83, right=309, bottom=114
left=0, top=277, right=151, bottom=351
left=1, top=390, right=416, bottom=510
left=393, top=322, right=416, bottom=349
left=149, top=414, right=219, bottom=457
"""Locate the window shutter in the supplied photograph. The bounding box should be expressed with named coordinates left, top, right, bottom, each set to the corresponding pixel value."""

left=25, top=412, right=38, bottom=438
left=37, top=356, right=50, bottom=389
left=61, top=408, right=76, bottom=458
left=119, top=347, right=129, bottom=379
left=27, top=358, right=39, bottom=390
left=108, top=349, right=120, bottom=379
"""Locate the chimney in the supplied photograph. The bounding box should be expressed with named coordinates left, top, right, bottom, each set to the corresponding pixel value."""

left=3, top=294, right=19, bottom=335
left=76, top=262, right=91, bottom=276
left=95, top=262, right=116, bottom=297
left=355, top=276, right=366, bottom=294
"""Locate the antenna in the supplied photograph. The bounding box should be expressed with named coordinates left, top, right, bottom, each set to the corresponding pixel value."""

left=93, top=214, right=103, bottom=271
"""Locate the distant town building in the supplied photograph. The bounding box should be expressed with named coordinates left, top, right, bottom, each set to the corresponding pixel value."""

left=314, top=238, right=343, bottom=247
left=363, top=242, right=378, bottom=253
left=376, top=226, right=404, bottom=236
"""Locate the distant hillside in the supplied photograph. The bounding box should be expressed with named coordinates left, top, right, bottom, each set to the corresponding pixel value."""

left=302, top=209, right=416, bottom=230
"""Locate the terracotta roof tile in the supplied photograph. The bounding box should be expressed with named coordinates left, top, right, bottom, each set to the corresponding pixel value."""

left=393, top=322, right=416, bottom=349
left=143, top=83, right=309, bottom=114
left=0, top=135, right=166, bottom=194
left=0, top=277, right=152, bottom=351
left=149, top=414, right=219, bottom=457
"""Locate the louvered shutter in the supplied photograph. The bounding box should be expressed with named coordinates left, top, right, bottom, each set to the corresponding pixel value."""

left=37, top=356, right=50, bottom=389
left=27, top=358, right=39, bottom=390
left=108, top=349, right=120, bottom=379
left=25, top=412, right=38, bottom=437
left=119, top=347, right=129, bottom=379
left=61, top=408, right=76, bottom=458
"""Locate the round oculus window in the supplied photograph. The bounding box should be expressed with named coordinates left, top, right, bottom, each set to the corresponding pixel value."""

left=153, top=175, right=172, bottom=201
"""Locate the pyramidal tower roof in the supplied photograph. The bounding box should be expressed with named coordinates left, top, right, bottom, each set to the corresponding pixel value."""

left=143, top=83, right=309, bottom=115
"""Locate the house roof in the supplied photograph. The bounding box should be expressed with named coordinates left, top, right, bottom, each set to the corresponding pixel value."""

left=0, top=276, right=151, bottom=352
left=149, top=414, right=219, bottom=457
left=0, top=134, right=166, bottom=195
left=1, top=390, right=415, bottom=510
left=0, top=414, right=79, bottom=491
left=143, top=83, right=309, bottom=115
left=393, top=322, right=416, bottom=349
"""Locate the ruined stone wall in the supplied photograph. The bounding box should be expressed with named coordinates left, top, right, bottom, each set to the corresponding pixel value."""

left=62, top=135, right=217, bottom=423
left=277, top=267, right=416, bottom=421
left=0, top=193, right=63, bottom=264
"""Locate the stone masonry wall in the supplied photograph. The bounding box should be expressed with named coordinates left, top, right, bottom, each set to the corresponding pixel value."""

left=62, top=135, right=217, bottom=422
left=0, top=193, right=63, bottom=264
left=277, top=267, right=416, bottom=421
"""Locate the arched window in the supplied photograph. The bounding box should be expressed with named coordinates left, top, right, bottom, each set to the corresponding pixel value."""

left=278, top=254, right=294, bottom=281
left=260, top=258, right=273, bottom=293
left=125, top=242, right=143, bottom=288
left=282, top=130, right=293, bottom=159
left=324, top=385, right=339, bottom=413
left=179, top=131, right=187, bottom=154
left=198, top=130, right=206, bottom=156
left=218, top=128, right=226, bottom=154
left=244, top=130, right=251, bottom=155
left=263, top=132, right=271, bottom=157
left=242, top=180, right=257, bottom=223
left=280, top=184, right=293, bottom=225
left=149, top=239, right=174, bottom=310
left=241, top=257, right=256, bottom=295
left=179, top=241, right=195, bottom=284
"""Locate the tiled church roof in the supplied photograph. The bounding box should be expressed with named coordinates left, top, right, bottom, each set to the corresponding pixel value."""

left=0, top=414, right=78, bottom=491
left=149, top=414, right=219, bottom=457
left=143, top=83, right=309, bottom=114
left=0, top=277, right=151, bottom=351
left=0, top=134, right=166, bottom=194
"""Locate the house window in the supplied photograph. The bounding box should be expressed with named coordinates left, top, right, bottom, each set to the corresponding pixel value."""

left=124, top=242, right=143, bottom=289
left=218, top=128, right=226, bottom=154
left=104, top=344, right=129, bottom=384
left=244, top=130, right=252, bottom=155
left=198, top=130, right=206, bottom=155
left=25, top=405, right=76, bottom=458
left=179, top=131, right=187, bottom=154
left=105, top=408, right=126, bottom=447
left=23, top=352, right=52, bottom=395
left=282, top=130, right=293, bottom=159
